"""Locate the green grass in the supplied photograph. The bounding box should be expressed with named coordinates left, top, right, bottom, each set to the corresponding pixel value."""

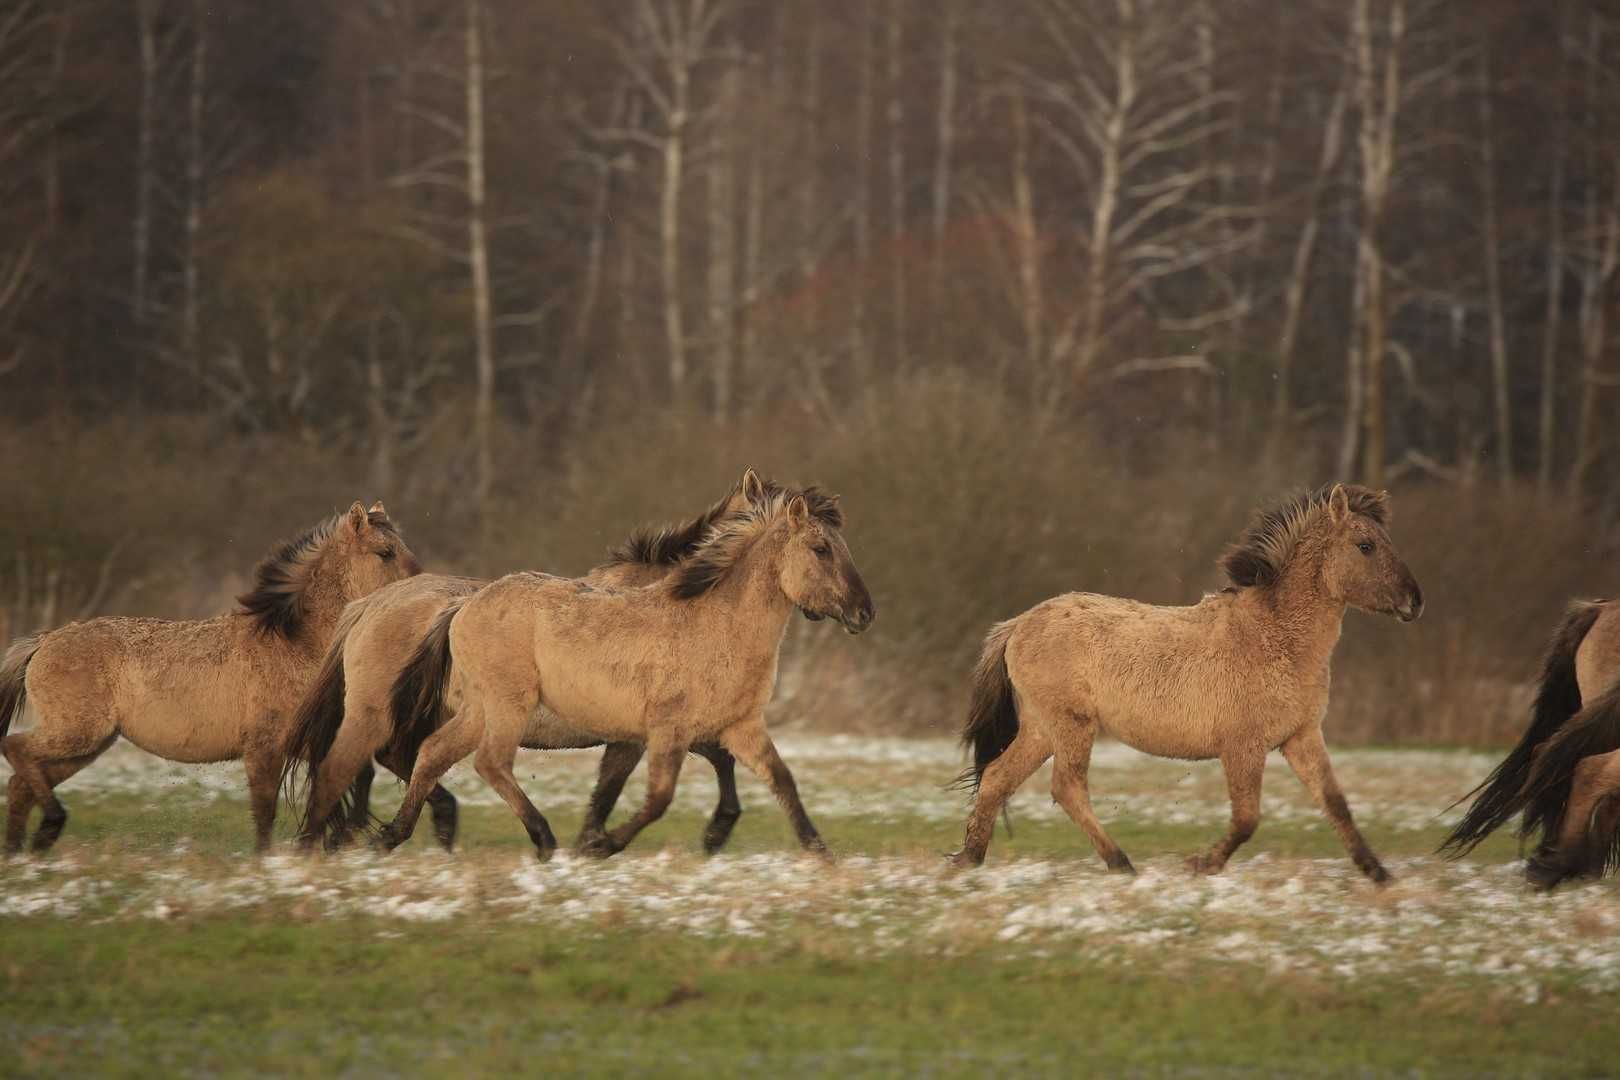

left=3, top=918, right=1610, bottom=1078
left=0, top=744, right=1599, bottom=1077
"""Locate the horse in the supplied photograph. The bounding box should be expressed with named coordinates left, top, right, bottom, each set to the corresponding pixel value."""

left=375, top=485, right=874, bottom=861
left=1441, top=599, right=1620, bottom=888
left=0, top=502, right=420, bottom=853
left=950, top=483, right=1423, bottom=883
left=281, top=469, right=785, bottom=855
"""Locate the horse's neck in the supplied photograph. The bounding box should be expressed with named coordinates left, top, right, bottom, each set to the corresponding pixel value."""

left=1265, top=555, right=1346, bottom=673
left=292, top=563, right=351, bottom=655
left=694, top=533, right=794, bottom=658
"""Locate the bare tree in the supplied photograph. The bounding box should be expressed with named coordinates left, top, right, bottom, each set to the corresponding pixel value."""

left=1477, top=42, right=1511, bottom=487
left=1023, top=0, right=1240, bottom=389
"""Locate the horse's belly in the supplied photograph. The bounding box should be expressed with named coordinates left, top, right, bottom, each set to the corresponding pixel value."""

left=520, top=706, right=607, bottom=751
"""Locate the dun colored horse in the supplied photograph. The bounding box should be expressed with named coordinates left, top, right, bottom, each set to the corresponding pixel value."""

left=0, top=503, right=420, bottom=853
left=282, top=470, right=784, bottom=853
left=378, top=485, right=874, bottom=860
left=951, top=484, right=1423, bottom=883
left=1442, top=599, right=1620, bottom=888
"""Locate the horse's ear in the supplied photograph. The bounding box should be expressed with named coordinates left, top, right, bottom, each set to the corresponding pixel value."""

left=1327, top=484, right=1351, bottom=525
left=369, top=500, right=388, bottom=517
left=345, top=501, right=370, bottom=535
left=787, top=494, right=810, bottom=526
left=740, top=467, right=765, bottom=503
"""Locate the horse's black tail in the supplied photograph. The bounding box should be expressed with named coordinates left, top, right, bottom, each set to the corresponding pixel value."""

left=0, top=632, right=46, bottom=740
left=1521, top=683, right=1620, bottom=875
left=384, top=598, right=464, bottom=777
left=1440, top=600, right=1607, bottom=857
left=954, top=619, right=1021, bottom=795
left=280, top=600, right=366, bottom=839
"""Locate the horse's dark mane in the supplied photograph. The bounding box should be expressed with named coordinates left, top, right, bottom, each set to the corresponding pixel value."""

left=668, top=487, right=844, bottom=601
left=1218, top=484, right=1390, bottom=589
left=604, top=477, right=787, bottom=568
left=236, top=510, right=398, bottom=639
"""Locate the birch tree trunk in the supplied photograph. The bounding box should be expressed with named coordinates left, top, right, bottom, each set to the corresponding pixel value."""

left=1274, top=74, right=1349, bottom=429
left=850, top=4, right=873, bottom=380
left=1477, top=45, right=1511, bottom=487
left=707, top=52, right=738, bottom=421
left=465, top=0, right=495, bottom=504
left=1009, top=89, right=1043, bottom=378
left=182, top=0, right=206, bottom=370
left=887, top=2, right=906, bottom=366
left=1538, top=9, right=1569, bottom=495
left=133, top=0, right=157, bottom=326
left=929, top=0, right=958, bottom=346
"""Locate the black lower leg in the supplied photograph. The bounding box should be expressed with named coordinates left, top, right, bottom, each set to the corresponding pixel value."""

left=427, top=785, right=459, bottom=852
left=346, top=763, right=376, bottom=829
left=695, top=743, right=742, bottom=854
left=31, top=799, right=67, bottom=854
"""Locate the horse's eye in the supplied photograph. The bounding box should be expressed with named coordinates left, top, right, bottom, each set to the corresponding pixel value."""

left=1356, top=541, right=1374, bottom=556
left=379, top=547, right=396, bottom=562
left=811, top=544, right=831, bottom=558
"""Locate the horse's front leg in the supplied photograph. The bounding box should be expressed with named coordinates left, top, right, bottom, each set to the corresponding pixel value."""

left=1187, top=744, right=1264, bottom=875
left=1280, top=725, right=1389, bottom=884
left=691, top=742, right=742, bottom=854
left=722, top=722, right=826, bottom=856
left=593, top=739, right=686, bottom=857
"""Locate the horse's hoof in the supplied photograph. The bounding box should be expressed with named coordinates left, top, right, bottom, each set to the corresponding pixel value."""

left=1107, top=855, right=1136, bottom=876
left=577, top=834, right=619, bottom=859
left=533, top=843, right=556, bottom=864
left=372, top=825, right=404, bottom=853
left=1184, top=853, right=1223, bottom=876
left=1525, top=857, right=1567, bottom=891
left=1363, top=862, right=1392, bottom=886
left=944, top=849, right=983, bottom=871
left=701, top=813, right=741, bottom=855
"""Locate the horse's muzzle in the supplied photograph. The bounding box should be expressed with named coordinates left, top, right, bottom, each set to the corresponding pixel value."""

left=839, top=601, right=876, bottom=635
left=1395, top=584, right=1424, bottom=622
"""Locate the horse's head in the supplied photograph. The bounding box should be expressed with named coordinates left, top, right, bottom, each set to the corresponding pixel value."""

left=333, top=500, right=422, bottom=601
left=778, top=492, right=875, bottom=634
left=1318, top=485, right=1423, bottom=622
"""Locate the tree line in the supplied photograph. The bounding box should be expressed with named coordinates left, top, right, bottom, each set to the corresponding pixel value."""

left=2, top=0, right=1618, bottom=514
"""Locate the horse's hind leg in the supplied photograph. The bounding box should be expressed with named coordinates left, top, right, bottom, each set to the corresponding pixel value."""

left=472, top=713, right=557, bottom=862
left=378, top=702, right=484, bottom=851
left=575, top=742, right=643, bottom=851
left=951, top=726, right=1052, bottom=868
left=693, top=742, right=742, bottom=854
left=345, top=762, right=376, bottom=831
left=1050, top=722, right=1132, bottom=873
left=1527, top=749, right=1620, bottom=889
left=3, top=719, right=115, bottom=854
left=1187, top=743, right=1266, bottom=876
left=1280, top=725, right=1387, bottom=884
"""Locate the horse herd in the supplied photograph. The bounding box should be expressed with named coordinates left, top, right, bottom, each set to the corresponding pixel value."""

left=1, top=471, right=1617, bottom=890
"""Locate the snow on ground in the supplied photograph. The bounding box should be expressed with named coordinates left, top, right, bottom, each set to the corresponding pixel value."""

left=3, top=846, right=1618, bottom=1001
left=4, top=734, right=1617, bottom=998
left=0, top=731, right=1499, bottom=832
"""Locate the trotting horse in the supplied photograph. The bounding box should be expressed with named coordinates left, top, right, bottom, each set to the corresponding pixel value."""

left=1442, top=599, right=1620, bottom=888
left=376, top=485, right=874, bottom=860
left=282, top=469, right=785, bottom=854
left=0, top=503, right=420, bottom=853
left=950, top=484, right=1423, bottom=883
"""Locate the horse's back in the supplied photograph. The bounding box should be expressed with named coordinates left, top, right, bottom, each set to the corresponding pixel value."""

left=1005, top=590, right=1299, bottom=759
left=24, top=614, right=264, bottom=761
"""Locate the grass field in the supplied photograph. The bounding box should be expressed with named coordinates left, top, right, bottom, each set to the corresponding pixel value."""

left=3, top=735, right=1617, bottom=1077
